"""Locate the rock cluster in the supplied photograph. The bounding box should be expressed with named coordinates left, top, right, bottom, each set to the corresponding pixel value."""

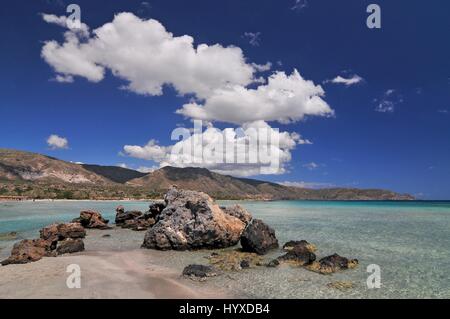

left=114, top=204, right=157, bottom=231
left=2, top=210, right=111, bottom=266
left=1, top=222, right=86, bottom=266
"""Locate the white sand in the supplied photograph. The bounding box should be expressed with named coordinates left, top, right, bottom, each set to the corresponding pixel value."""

left=0, top=228, right=233, bottom=299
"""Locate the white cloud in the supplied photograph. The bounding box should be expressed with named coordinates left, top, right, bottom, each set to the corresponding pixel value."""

left=374, top=89, right=403, bottom=113
left=292, top=0, right=308, bottom=11
left=137, top=166, right=158, bottom=173
left=123, top=121, right=308, bottom=176
left=53, top=74, right=74, bottom=83
left=41, top=12, right=265, bottom=99
left=438, top=109, right=449, bottom=114
left=117, top=163, right=129, bottom=169
left=42, top=12, right=333, bottom=176
left=327, top=74, right=363, bottom=86
left=47, top=134, right=69, bottom=149
left=279, top=181, right=335, bottom=189
left=302, top=162, right=319, bottom=170
left=41, top=13, right=90, bottom=38
left=177, top=69, right=333, bottom=125
left=243, top=32, right=262, bottom=47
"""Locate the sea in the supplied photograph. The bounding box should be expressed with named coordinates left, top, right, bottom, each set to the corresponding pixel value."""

left=0, top=200, right=449, bottom=298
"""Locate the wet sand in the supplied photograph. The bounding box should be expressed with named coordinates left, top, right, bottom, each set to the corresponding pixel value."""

left=0, top=228, right=233, bottom=299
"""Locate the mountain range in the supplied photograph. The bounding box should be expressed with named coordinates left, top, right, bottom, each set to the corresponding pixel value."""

left=0, top=149, right=414, bottom=200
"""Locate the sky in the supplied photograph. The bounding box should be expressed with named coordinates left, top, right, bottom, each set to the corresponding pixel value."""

left=0, top=0, right=449, bottom=199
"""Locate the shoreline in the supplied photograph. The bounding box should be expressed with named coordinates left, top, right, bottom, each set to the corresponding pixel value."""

left=0, top=228, right=235, bottom=299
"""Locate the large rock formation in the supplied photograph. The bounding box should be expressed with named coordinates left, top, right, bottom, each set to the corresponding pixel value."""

left=56, top=238, right=85, bottom=255
left=115, top=205, right=157, bottom=231
left=142, top=187, right=246, bottom=250
left=240, top=219, right=279, bottom=255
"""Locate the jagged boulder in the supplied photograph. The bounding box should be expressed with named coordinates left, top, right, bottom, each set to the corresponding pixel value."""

left=240, top=219, right=279, bottom=255
left=283, top=240, right=317, bottom=253
left=222, top=205, right=252, bottom=225
left=115, top=209, right=143, bottom=225
left=145, top=200, right=166, bottom=221
left=1, top=239, right=55, bottom=266
left=122, top=218, right=155, bottom=231
left=75, top=210, right=111, bottom=229
left=56, top=238, right=85, bottom=255
left=40, top=222, right=86, bottom=242
left=142, top=187, right=246, bottom=250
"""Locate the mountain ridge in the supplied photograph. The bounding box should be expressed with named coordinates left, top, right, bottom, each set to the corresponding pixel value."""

left=0, top=148, right=414, bottom=200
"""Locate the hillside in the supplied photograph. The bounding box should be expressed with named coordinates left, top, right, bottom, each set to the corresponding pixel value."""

left=0, top=149, right=414, bottom=200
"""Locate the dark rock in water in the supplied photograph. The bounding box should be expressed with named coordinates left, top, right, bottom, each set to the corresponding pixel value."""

left=116, top=205, right=125, bottom=215
left=222, top=205, right=252, bottom=225
left=77, top=210, right=111, bottom=229
left=1, top=239, right=55, bottom=266
left=102, top=234, right=111, bottom=238
left=283, top=240, right=316, bottom=253
left=266, top=259, right=280, bottom=268
left=240, top=259, right=250, bottom=269
left=182, top=264, right=217, bottom=279
left=40, top=223, right=86, bottom=242
left=115, top=210, right=143, bottom=225
left=240, top=219, right=278, bottom=255
left=277, top=246, right=316, bottom=266
left=306, top=253, right=359, bottom=274
left=56, top=238, right=85, bottom=255
left=142, top=187, right=246, bottom=250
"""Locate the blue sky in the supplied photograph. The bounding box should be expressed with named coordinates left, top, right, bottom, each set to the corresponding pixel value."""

left=0, top=0, right=449, bottom=199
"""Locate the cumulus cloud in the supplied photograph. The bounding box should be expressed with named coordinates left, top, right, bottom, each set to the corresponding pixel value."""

left=123, top=121, right=309, bottom=176
left=41, top=12, right=266, bottom=98
left=47, top=134, right=69, bottom=149
left=326, top=74, right=363, bottom=86
left=374, top=89, right=403, bottom=113
left=177, top=69, right=333, bottom=125
left=41, top=13, right=333, bottom=176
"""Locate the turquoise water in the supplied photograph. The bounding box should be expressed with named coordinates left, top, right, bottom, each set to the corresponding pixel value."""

left=1, top=200, right=449, bottom=298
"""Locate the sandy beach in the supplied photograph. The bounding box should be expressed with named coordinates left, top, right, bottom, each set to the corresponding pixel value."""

left=0, top=228, right=233, bottom=299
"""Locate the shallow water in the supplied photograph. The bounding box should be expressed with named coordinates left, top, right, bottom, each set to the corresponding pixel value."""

left=0, top=200, right=449, bottom=298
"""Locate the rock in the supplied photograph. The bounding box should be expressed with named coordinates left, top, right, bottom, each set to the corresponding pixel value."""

left=240, top=219, right=279, bottom=255
left=78, top=210, right=111, bottom=229
left=266, top=259, right=280, bottom=268
left=102, top=234, right=111, bottom=238
left=116, top=205, right=125, bottom=214
left=40, top=223, right=86, bottom=242
left=122, top=218, right=155, bottom=231
left=283, top=240, right=317, bottom=253
left=1, top=239, right=54, bottom=266
left=182, top=264, right=217, bottom=279
left=277, top=246, right=316, bottom=266
left=142, top=187, right=245, bottom=250
left=115, top=210, right=143, bottom=225
left=306, top=253, right=359, bottom=274
left=207, top=250, right=263, bottom=271
left=56, top=238, right=85, bottom=255
left=222, top=205, right=252, bottom=225
left=145, top=200, right=166, bottom=221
